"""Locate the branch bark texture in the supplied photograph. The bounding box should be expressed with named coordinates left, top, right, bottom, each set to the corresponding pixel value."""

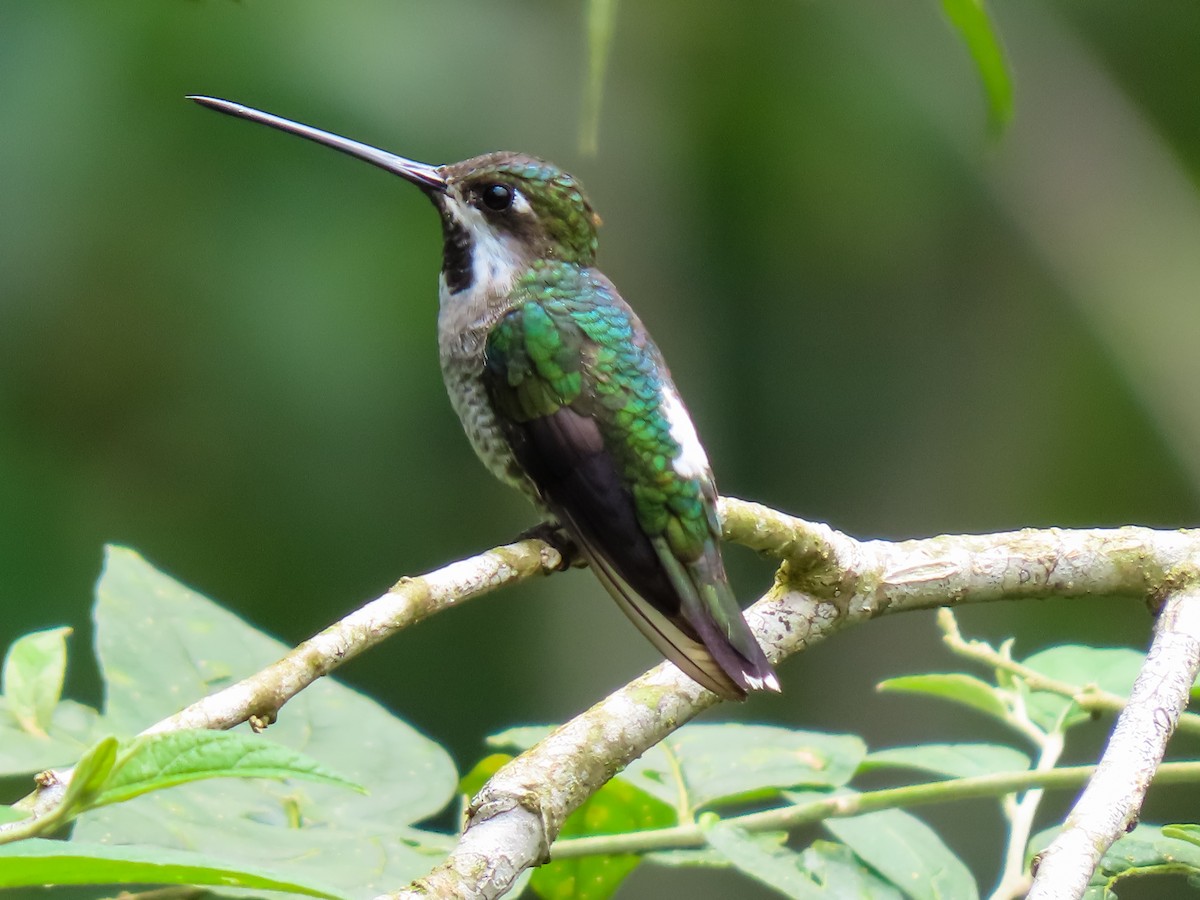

left=1027, top=586, right=1200, bottom=899
left=385, top=499, right=1200, bottom=899
left=5, top=497, right=1197, bottom=899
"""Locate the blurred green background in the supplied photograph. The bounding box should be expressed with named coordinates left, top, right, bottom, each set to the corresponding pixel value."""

left=3, top=1, right=1200, bottom=896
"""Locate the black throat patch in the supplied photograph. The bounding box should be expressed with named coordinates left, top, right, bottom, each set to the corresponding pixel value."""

left=439, top=213, right=473, bottom=294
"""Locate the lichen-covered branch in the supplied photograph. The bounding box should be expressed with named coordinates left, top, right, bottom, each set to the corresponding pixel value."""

left=145, top=538, right=565, bottom=735
left=5, top=496, right=1198, bottom=898
left=3, top=537, right=564, bottom=833
left=1027, top=586, right=1200, bottom=900
left=548, top=760, right=1200, bottom=859
left=385, top=500, right=1200, bottom=900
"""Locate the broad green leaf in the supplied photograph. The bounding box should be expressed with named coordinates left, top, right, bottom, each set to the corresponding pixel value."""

left=825, top=806, right=978, bottom=900
left=465, top=749, right=677, bottom=899
left=940, top=0, right=1013, bottom=133
left=60, top=735, right=119, bottom=816
left=706, top=825, right=902, bottom=899
left=89, top=729, right=362, bottom=808
left=0, top=838, right=350, bottom=899
left=579, top=0, right=618, bottom=155
left=3, top=626, right=71, bottom=737
left=533, top=776, right=675, bottom=900
left=623, top=724, right=865, bottom=812
left=1164, top=824, right=1200, bottom=848
left=1094, top=823, right=1200, bottom=873
left=864, top=743, right=1030, bottom=779
left=0, top=806, right=28, bottom=824
left=0, top=696, right=103, bottom=776
left=75, top=546, right=458, bottom=898
left=490, top=723, right=863, bottom=814
left=644, top=846, right=735, bottom=868
left=460, top=752, right=511, bottom=798
left=1033, top=824, right=1200, bottom=895
left=1021, top=646, right=1144, bottom=732
left=877, top=673, right=1008, bottom=722
left=488, top=725, right=554, bottom=752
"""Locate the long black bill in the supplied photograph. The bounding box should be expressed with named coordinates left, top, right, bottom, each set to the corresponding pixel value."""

left=188, top=96, right=446, bottom=192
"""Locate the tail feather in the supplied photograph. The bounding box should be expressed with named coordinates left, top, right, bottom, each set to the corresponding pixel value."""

left=654, top=537, right=780, bottom=696
left=509, top=405, right=778, bottom=698
left=564, top=513, right=746, bottom=699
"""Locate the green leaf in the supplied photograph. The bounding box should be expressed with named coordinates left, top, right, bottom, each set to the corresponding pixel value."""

left=579, top=0, right=618, bottom=155
left=623, top=724, right=865, bottom=813
left=878, top=673, right=1008, bottom=722
left=466, top=747, right=677, bottom=899
left=1163, top=824, right=1200, bottom=848
left=940, top=0, right=1013, bottom=133
left=488, top=725, right=554, bottom=752
left=0, top=806, right=28, bottom=824
left=1021, top=645, right=1144, bottom=731
left=0, top=838, right=351, bottom=899
left=490, top=723, right=863, bottom=814
left=644, top=846, right=735, bottom=868
left=1095, top=823, right=1200, bottom=873
left=0, top=696, right=103, bottom=777
left=3, top=626, right=71, bottom=737
left=460, top=752, right=511, bottom=798
left=706, top=825, right=902, bottom=899
left=1032, top=824, right=1200, bottom=895
left=864, top=743, right=1030, bottom=779
left=533, top=777, right=675, bottom=900
left=825, top=806, right=978, bottom=900
left=74, top=546, right=458, bottom=898
left=60, top=735, right=119, bottom=816
left=89, top=729, right=363, bottom=808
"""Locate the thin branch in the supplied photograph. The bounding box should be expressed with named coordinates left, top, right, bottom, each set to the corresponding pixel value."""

left=3, top=537, right=565, bottom=830
left=939, top=607, right=1200, bottom=736
left=1027, top=586, right=1200, bottom=900
left=385, top=503, right=1200, bottom=899
left=546, top=760, right=1200, bottom=860
left=990, top=730, right=1063, bottom=900
left=3, top=496, right=1198, bottom=896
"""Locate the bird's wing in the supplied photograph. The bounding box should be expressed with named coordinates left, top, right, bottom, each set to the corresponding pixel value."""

left=482, top=280, right=776, bottom=699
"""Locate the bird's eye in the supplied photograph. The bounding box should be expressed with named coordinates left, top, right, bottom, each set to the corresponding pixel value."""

left=481, top=183, right=514, bottom=211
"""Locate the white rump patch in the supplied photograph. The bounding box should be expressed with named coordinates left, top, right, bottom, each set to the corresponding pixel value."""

left=660, top=387, right=711, bottom=481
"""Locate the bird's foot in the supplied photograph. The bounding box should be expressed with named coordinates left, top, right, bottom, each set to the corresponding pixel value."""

left=516, top=522, right=585, bottom=571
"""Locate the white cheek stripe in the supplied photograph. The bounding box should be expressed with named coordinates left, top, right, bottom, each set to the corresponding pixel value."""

left=511, top=189, right=533, bottom=216
left=661, top=387, right=711, bottom=480
left=445, top=201, right=522, bottom=297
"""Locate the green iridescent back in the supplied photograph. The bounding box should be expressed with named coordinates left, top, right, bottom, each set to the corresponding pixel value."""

left=483, top=260, right=714, bottom=562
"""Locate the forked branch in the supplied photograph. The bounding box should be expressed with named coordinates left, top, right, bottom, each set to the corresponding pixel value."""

left=4, top=498, right=1197, bottom=900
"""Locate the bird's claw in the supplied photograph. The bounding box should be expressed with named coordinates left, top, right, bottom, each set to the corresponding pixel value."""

left=516, top=522, right=584, bottom=571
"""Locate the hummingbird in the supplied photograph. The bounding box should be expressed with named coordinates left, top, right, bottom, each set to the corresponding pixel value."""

left=190, top=96, right=779, bottom=700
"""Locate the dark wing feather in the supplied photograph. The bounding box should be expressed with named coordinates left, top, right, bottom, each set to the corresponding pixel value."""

left=521, top=408, right=745, bottom=698
left=484, top=292, right=776, bottom=699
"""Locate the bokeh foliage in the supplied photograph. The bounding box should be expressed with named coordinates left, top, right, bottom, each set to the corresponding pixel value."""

left=3, top=1, right=1200, bottom=895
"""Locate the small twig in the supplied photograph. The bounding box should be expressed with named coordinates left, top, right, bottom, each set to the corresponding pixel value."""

left=936, top=611, right=1059, bottom=900
left=661, top=742, right=694, bottom=825
left=990, top=729, right=1063, bottom=900
left=546, top=760, right=1200, bottom=860
left=938, top=608, right=1200, bottom=736
left=1028, top=587, right=1200, bottom=899
left=3, top=497, right=1198, bottom=898
left=386, top=509, right=1200, bottom=899
left=1, top=537, right=564, bottom=833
